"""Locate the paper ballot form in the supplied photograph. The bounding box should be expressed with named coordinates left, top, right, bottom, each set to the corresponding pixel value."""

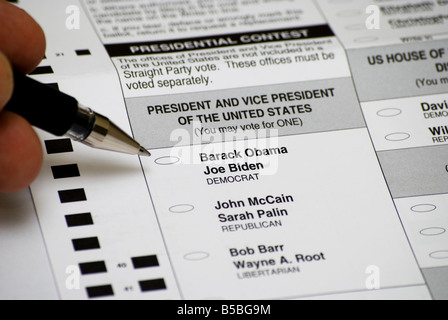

left=1, top=0, right=448, bottom=300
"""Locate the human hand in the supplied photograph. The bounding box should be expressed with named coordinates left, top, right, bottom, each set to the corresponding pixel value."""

left=0, top=0, right=46, bottom=193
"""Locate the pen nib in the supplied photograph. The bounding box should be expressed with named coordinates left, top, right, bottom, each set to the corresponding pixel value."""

left=138, top=147, right=151, bottom=157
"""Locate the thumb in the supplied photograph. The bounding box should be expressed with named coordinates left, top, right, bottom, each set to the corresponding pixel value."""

left=0, top=51, right=13, bottom=111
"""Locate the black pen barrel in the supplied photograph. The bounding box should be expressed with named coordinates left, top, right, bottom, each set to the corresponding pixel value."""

left=5, top=70, right=79, bottom=136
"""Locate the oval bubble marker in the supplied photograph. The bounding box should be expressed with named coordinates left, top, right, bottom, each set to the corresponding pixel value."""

left=411, top=204, right=437, bottom=213
left=169, top=204, right=195, bottom=213
left=330, top=0, right=353, bottom=4
left=354, top=36, right=379, bottom=43
left=154, top=156, right=180, bottom=165
left=336, top=10, right=362, bottom=17
left=377, top=108, right=402, bottom=117
left=385, top=132, right=411, bottom=142
left=184, top=252, right=210, bottom=261
left=420, top=227, right=446, bottom=236
left=429, top=251, right=448, bottom=260
left=345, top=24, right=366, bottom=31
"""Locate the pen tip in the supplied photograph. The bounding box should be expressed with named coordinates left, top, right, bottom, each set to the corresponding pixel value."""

left=138, top=147, right=151, bottom=157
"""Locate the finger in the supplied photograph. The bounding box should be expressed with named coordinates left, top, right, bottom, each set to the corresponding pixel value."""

left=0, top=51, right=13, bottom=111
left=0, top=0, right=46, bottom=73
left=0, top=1, right=46, bottom=192
left=0, top=112, right=43, bottom=193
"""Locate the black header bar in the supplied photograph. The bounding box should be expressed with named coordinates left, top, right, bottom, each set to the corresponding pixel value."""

left=105, top=24, right=334, bottom=57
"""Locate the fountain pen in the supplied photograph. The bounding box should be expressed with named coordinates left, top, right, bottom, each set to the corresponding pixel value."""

left=5, top=70, right=150, bottom=157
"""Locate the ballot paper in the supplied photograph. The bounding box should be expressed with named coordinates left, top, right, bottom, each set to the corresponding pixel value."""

left=1, top=0, right=448, bottom=300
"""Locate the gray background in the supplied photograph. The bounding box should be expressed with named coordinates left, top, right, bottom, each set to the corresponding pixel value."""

left=347, top=40, right=448, bottom=102
left=125, top=77, right=366, bottom=149
left=378, top=145, right=448, bottom=199
left=422, top=266, right=448, bottom=300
